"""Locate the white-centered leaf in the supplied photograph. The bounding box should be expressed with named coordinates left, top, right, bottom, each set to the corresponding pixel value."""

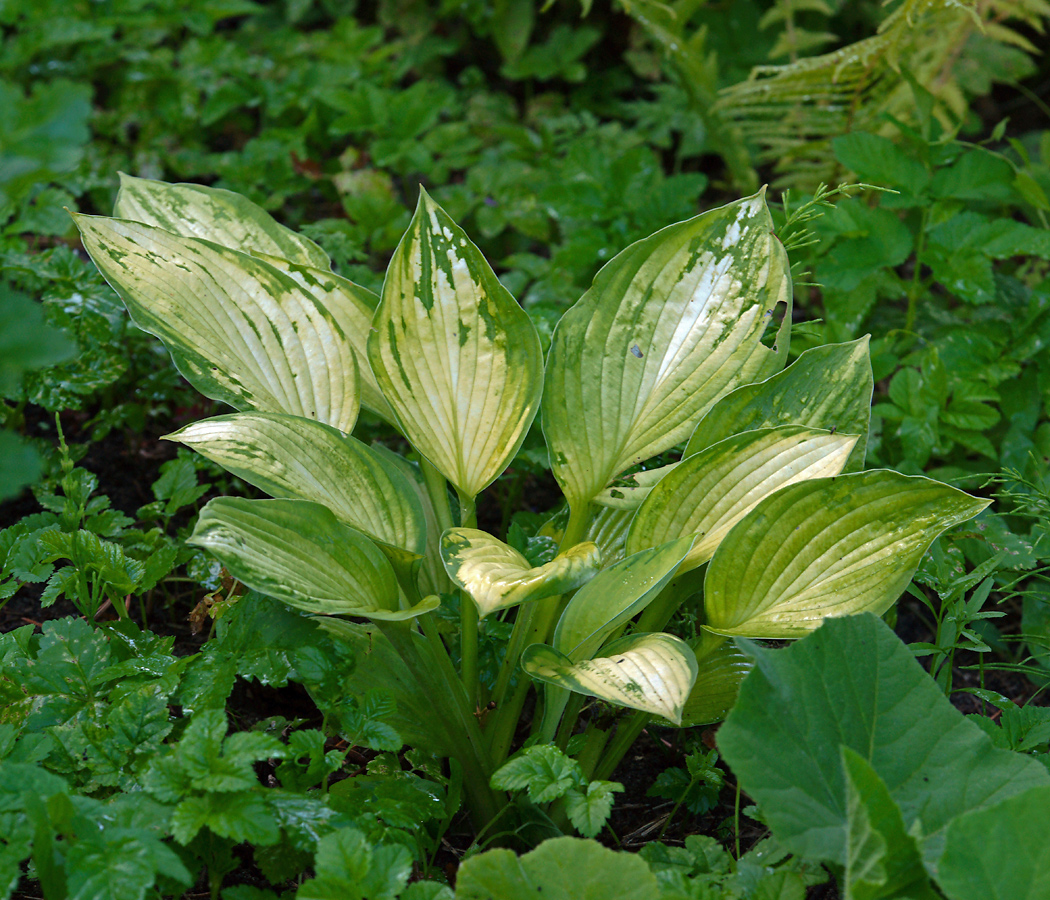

left=687, top=336, right=873, bottom=472
left=554, top=536, right=696, bottom=662
left=522, top=633, right=698, bottom=725
left=257, top=253, right=394, bottom=423
left=368, top=188, right=544, bottom=499
left=189, top=498, right=436, bottom=620
left=167, top=412, right=426, bottom=560
left=74, top=215, right=360, bottom=433
left=114, top=173, right=330, bottom=269
left=543, top=191, right=792, bottom=512
left=627, top=426, right=858, bottom=571
left=441, top=528, right=601, bottom=619
left=704, top=471, right=991, bottom=638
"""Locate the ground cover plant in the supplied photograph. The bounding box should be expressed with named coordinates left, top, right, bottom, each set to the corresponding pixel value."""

left=3, top=0, right=1050, bottom=898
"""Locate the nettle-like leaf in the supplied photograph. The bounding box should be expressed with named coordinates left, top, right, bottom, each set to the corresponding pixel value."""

left=627, top=426, right=857, bottom=571
left=368, top=188, right=543, bottom=499
left=74, top=215, right=360, bottom=433
left=522, top=633, right=698, bottom=725
left=543, top=191, right=792, bottom=512
left=440, top=528, right=601, bottom=618
left=114, top=173, right=330, bottom=269
left=553, top=536, right=696, bottom=662
left=686, top=336, right=874, bottom=473
left=704, top=471, right=990, bottom=638
left=189, top=498, right=437, bottom=621
left=168, top=413, right=426, bottom=563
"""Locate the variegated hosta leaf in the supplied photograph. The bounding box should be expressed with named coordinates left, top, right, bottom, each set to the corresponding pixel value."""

left=370, top=444, right=454, bottom=597
left=704, top=471, right=991, bottom=638
left=256, top=254, right=395, bottom=423
left=553, top=536, right=696, bottom=662
left=543, top=191, right=792, bottom=512
left=166, top=412, right=426, bottom=562
left=189, top=498, right=438, bottom=621
left=74, top=216, right=360, bottom=433
left=368, top=188, right=544, bottom=499
left=594, top=463, right=677, bottom=511
left=582, top=506, right=636, bottom=568
left=114, top=173, right=330, bottom=269
left=441, top=528, right=601, bottom=619
left=627, top=426, right=858, bottom=571
left=679, top=633, right=753, bottom=727
left=521, top=633, right=698, bottom=725
left=686, top=336, right=873, bottom=473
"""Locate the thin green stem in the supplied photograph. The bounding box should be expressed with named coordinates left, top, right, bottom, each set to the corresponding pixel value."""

left=485, top=500, right=595, bottom=759
left=734, top=781, right=742, bottom=859
left=576, top=722, right=611, bottom=781
left=458, top=492, right=479, bottom=709
left=420, top=459, right=454, bottom=533
left=554, top=692, right=587, bottom=750
left=591, top=712, right=652, bottom=783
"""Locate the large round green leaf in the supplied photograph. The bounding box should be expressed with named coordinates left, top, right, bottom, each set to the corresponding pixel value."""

left=114, top=173, right=329, bottom=269
left=368, top=188, right=543, bottom=500
left=553, top=536, right=696, bottom=662
left=686, top=336, right=873, bottom=472
left=543, top=191, right=792, bottom=512
left=521, top=633, right=698, bottom=725
left=440, top=528, right=601, bottom=619
left=167, top=412, right=426, bottom=560
left=74, top=215, right=360, bottom=433
left=627, top=426, right=857, bottom=570
left=704, top=471, right=991, bottom=638
left=189, top=497, right=435, bottom=621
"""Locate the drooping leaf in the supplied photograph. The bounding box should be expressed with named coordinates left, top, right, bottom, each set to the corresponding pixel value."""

left=704, top=471, right=990, bottom=638
left=716, top=614, right=1050, bottom=869
left=368, top=188, right=543, bottom=499
left=938, top=785, right=1050, bottom=900
left=188, top=498, right=435, bottom=620
left=522, top=633, right=698, bottom=725
left=455, top=837, right=660, bottom=900
left=441, top=528, right=601, bottom=618
left=841, top=747, right=938, bottom=900
left=74, top=216, right=360, bottom=433
left=543, top=191, right=792, bottom=512
left=553, top=536, right=696, bottom=662
left=686, top=336, right=873, bottom=472
left=679, top=633, right=753, bottom=727
left=113, top=173, right=329, bottom=269
left=167, top=413, right=426, bottom=561
left=627, top=426, right=857, bottom=570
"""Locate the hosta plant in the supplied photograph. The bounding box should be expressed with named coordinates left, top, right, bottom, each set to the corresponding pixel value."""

left=73, top=175, right=989, bottom=835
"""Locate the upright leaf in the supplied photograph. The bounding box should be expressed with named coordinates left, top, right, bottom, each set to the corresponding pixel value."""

left=553, top=536, right=696, bottom=662
left=522, top=633, right=698, bottom=725
left=441, top=528, right=601, bottom=618
left=74, top=216, right=360, bottom=433
left=114, top=173, right=329, bottom=269
left=704, top=471, right=990, bottom=638
left=368, top=188, right=543, bottom=499
left=543, top=191, right=792, bottom=511
left=257, top=254, right=394, bottom=422
left=716, top=615, right=1049, bottom=869
left=686, top=337, right=873, bottom=472
left=679, top=633, right=753, bottom=727
left=628, top=426, right=857, bottom=570
left=189, top=498, right=436, bottom=621
left=168, top=413, right=426, bottom=561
